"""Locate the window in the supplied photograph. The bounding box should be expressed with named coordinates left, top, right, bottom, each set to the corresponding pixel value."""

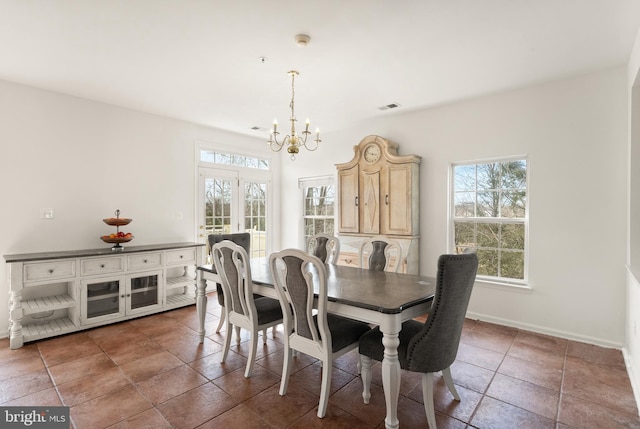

left=451, top=158, right=528, bottom=283
left=299, top=176, right=336, bottom=247
left=200, top=149, right=269, bottom=170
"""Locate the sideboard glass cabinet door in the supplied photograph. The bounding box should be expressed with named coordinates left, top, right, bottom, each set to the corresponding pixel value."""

left=81, top=276, right=124, bottom=324
left=126, top=271, right=162, bottom=314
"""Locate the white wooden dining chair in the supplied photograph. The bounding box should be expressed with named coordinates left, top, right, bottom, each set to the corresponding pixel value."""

left=269, top=249, right=372, bottom=418
left=358, top=236, right=403, bottom=272
left=307, top=233, right=340, bottom=264
left=212, top=240, right=283, bottom=378
left=207, top=232, right=251, bottom=335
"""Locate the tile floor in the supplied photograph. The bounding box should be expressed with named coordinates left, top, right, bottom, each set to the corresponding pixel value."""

left=1, top=292, right=639, bottom=428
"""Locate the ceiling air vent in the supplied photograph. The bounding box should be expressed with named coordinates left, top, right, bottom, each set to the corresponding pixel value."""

left=250, top=126, right=267, bottom=131
left=378, top=102, right=401, bottom=111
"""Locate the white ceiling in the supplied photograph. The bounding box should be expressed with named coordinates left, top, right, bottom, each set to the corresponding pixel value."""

left=1, top=1, right=639, bottom=138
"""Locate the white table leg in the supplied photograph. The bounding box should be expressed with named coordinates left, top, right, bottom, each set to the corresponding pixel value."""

left=380, top=326, right=401, bottom=429
left=196, top=271, right=208, bottom=343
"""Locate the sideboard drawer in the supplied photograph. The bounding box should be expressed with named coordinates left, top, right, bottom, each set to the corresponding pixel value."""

left=128, top=252, right=163, bottom=270
left=80, top=256, right=125, bottom=276
left=166, top=248, right=196, bottom=265
left=24, top=260, right=76, bottom=283
left=336, top=252, right=359, bottom=267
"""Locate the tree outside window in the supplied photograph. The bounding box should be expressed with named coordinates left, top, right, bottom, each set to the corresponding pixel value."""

left=452, top=159, right=528, bottom=282
left=302, top=182, right=335, bottom=246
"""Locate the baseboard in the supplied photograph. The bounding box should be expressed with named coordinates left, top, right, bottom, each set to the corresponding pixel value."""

left=466, top=311, right=623, bottom=349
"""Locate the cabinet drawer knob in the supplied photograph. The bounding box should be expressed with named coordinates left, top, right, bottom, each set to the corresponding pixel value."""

left=385, top=194, right=389, bottom=205
left=344, top=258, right=353, bottom=264
left=143, top=259, right=148, bottom=263
left=48, top=269, right=54, bottom=274
left=100, top=264, right=105, bottom=268
left=355, top=196, right=359, bottom=207
left=179, top=255, right=183, bottom=259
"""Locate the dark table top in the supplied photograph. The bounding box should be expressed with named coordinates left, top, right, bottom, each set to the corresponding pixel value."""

left=199, top=258, right=435, bottom=315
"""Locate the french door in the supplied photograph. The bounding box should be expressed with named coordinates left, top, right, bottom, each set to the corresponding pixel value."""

left=198, top=167, right=270, bottom=259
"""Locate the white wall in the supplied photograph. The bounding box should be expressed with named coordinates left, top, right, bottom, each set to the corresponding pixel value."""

left=0, top=67, right=629, bottom=349
left=0, top=79, right=272, bottom=337
left=280, top=66, right=628, bottom=347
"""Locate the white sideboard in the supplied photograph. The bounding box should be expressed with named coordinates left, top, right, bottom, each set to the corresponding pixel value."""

left=4, top=242, right=205, bottom=349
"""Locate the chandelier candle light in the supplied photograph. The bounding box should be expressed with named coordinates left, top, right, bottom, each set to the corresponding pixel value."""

left=268, top=70, right=320, bottom=160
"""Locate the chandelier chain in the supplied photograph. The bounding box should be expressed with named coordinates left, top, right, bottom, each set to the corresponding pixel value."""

left=289, top=71, right=296, bottom=134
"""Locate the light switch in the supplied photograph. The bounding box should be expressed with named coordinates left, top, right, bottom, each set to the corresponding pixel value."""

left=40, top=208, right=54, bottom=219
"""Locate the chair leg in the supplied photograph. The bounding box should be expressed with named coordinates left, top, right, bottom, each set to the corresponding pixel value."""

left=317, top=358, right=332, bottom=418
left=262, top=329, right=267, bottom=344
left=360, top=355, right=372, bottom=404
left=422, top=372, right=437, bottom=429
left=235, top=326, right=241, bottom=344
left=442, top=367, right=461, bottom=401
left=221, top=319, right=232, bottom=363
left=280, top=346, right=293, bottom=396
left=215, top=307, right=225, bottom=333
left=244, top=329, right=258, bottom=378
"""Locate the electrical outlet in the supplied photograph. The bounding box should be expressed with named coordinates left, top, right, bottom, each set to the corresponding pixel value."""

left=40, top=208, right=54, bottom=219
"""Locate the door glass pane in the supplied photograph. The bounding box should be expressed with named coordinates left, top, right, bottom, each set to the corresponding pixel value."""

left=244, top=181, right=267, bottom=258
left=205, top=177, right=233, bottom=236
left=86, top=280, right=120, bottom=319
left=130, top=274, right=159, bottom=310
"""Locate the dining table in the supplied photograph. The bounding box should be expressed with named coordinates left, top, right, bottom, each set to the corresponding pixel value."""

left=196, top=258, right=436, bottom=429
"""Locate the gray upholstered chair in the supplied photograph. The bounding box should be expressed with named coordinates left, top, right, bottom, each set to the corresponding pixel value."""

left=207, top=233, right=251, bottom=334
left=269, top=249, right=372, bottom=418
left=212, top=240, right=283, bottom=378
left=358, top=236, right=402, bottom=272
left=358, top=252, right=478, bottom=429
left=307, top=233, right=340, bottom=264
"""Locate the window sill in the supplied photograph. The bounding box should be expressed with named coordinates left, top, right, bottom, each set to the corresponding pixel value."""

left=474, top=278, right=533, bottom=293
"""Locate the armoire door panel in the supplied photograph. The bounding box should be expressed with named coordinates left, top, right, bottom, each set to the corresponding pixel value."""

left=338, top=168, right=359, bottom=233
left=361, top=170, right=380, bottom=234
left=383, top=165, right=411, bottom=235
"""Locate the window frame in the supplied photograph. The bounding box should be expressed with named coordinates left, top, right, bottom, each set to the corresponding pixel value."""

left=298, top=175, right=336, bottom=250
left=449, top=155, right=530, bottom=287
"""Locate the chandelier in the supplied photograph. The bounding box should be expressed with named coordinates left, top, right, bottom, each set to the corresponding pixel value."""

left=268, top=70, right=320, bottom=160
